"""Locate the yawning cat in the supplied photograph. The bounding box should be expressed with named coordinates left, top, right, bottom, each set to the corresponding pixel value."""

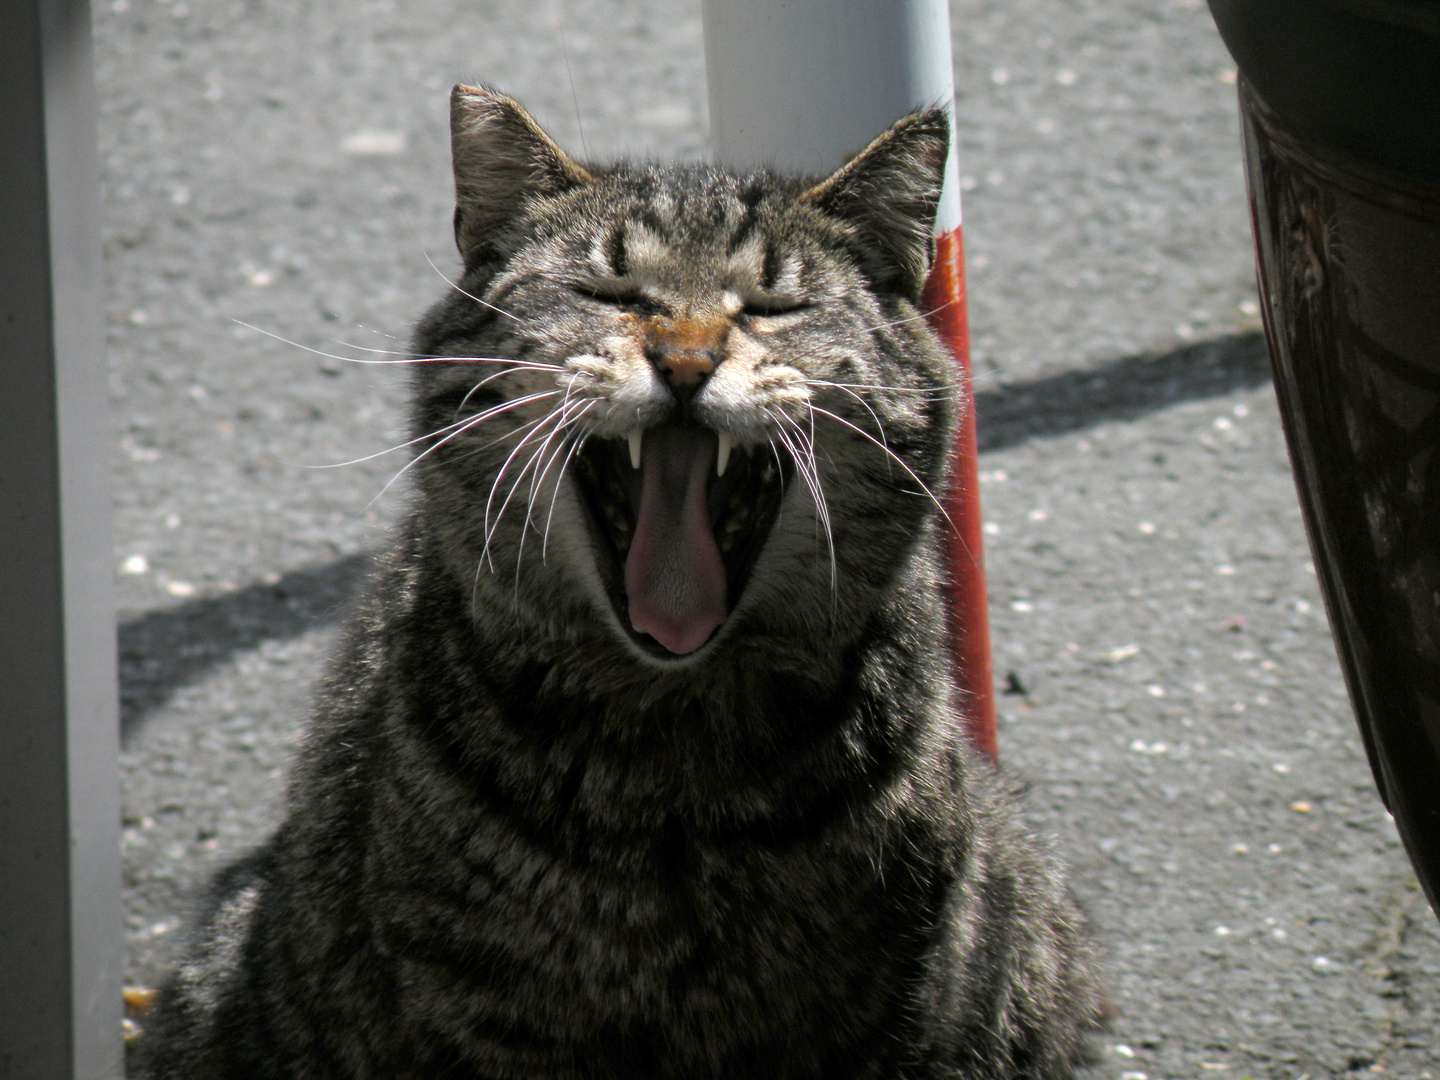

left=137, top=85, right=1102, bottom=1079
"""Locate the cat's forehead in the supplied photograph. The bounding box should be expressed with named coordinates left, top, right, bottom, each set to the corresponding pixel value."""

left=568, top=166, right=811, bottom=291
left=599, top=164, right=772, bottom=231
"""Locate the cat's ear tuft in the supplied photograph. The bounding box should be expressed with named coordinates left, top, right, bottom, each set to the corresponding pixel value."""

left=801, top=110, right=950, bottom=301
left=450, top=85, right=594, bottom=270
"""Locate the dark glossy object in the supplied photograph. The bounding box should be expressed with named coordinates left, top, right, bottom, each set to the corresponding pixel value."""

left=1241, top=77, right=1440, bottom=915
left=1210, top=0, right=1440, bottom=183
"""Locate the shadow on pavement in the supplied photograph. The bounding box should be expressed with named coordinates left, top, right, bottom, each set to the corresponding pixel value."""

left=117, top=332, right=1270, bottom=742
left=976, top=331, right=1270, bottom=451
left=118, top=552, right=371, bottom=745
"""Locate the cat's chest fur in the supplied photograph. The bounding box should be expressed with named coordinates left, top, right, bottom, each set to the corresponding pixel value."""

left=247, top=534, right=959, bottom=1077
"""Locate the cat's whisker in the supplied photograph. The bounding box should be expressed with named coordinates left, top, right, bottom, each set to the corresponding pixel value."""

left=434, top=406, right=561, bottom=475
left=519, top=374, right=584, bottom=515
left=777, top=410, right=834, bottom=539
left=457, top=389, right=564, bottom=428
left=784, top=437, right=838, bottom=596
left=480, top=403, right=582, bottom=572
left=555, top=11, right=590, bottom=160
left=767, top=439, right=788, bottom=497
left=330, top=344, right=423, bottom=358
left=465, top=414, right=563, bottom=602
left=800, top=402, right=840, bottom=577
left=234, top=318, right=550, bottom=372
left=329, top=342, right=556, bottom=368
left=855, top=297, right=958, bottom=335
left=454, top=365, right=559, bottom=418
left=318, top=336, right=466, bottom=359
left=525, top=385, right=583, bottom=509
left=434, top=356, right=557, bottom=369
left=428, top=412, right=555, bottom=499
left=306, top=392, right=543, bottom=470
left=421, top=248, right=522, bottom=323
left=366, top=390, right=561, bottom=510
left=807, top=381, right=896, bottom=483
left=541, top=424, right=592, bottom=562
left=798, top=404, right=846, bottom=602
left=495, top=407, right=580, bottom=585
left=306, top=423, right=468, bottom=470
left=807, top=404, right=955, bottom=531
left=483, top=412, right=560, bottom=549
left=231, top=320, right=405, bottom=368
left=350, top=322, right=404, bottom=342
left=321, top=385, right=555, bottom=475
left=511, top=400, right=593, bottom=586
left=809, top=377, right=955, bottom=398
left=482, top=429, right=550, bottom=573
left=770, top=413, right=836, bottom=594
left=513, top=407, right=594, bottom=594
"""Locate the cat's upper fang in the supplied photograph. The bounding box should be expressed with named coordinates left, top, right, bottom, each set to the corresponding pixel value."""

left=628, top=427, right=732, bottom=476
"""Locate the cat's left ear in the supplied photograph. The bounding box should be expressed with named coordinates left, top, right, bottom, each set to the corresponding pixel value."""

left=450, top=85, right=594, bottom=270
left=801, top=109, right=950, bottom=301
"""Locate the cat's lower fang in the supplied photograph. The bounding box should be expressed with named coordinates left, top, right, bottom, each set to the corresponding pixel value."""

left=716, top=432, right=733, bottom=477
left=626, top=429, right=642, bottom=470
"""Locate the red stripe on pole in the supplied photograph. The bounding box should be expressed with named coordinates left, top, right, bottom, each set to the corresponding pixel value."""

left=923, top=226, right=998, bottom=761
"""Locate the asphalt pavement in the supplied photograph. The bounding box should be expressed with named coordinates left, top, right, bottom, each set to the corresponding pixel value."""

left=99, top=0, right=1440, bottom=1076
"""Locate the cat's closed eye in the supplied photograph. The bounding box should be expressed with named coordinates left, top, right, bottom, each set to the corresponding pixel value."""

left=568, top=282, right=666, bottom=316
left=738, top=296, right=811, bottom=320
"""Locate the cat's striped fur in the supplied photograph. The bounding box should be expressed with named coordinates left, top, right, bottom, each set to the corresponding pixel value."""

left=138, top=86, right=1102, bottom=1079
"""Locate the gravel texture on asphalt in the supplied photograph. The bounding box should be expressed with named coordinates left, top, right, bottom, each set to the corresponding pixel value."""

left=99, top=1, right=1440, bottom=1076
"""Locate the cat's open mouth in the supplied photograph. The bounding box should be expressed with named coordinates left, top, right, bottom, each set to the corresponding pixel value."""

left=571, top=425, right=789, bottom=657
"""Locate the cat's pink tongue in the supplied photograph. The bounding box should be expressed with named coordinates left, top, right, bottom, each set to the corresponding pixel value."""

left=624, top=427, right=726, bottom=655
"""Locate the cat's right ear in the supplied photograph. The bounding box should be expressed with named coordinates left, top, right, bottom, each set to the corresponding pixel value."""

left=450, top=85, right=594, bottom=270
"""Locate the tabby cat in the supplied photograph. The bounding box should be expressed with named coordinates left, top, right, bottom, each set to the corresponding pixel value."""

left=138, top=85, right=1102, bottom=1079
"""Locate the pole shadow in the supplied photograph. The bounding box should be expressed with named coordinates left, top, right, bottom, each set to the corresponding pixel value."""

left=975, top=331, right=1270, bottom=452
left=118, top=552, right=371, bottom=745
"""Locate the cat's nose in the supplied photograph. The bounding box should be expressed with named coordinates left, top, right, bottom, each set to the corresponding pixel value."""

left=653, top=343, right=720, bottom=389
left=646, top=319, right=728, bottom=397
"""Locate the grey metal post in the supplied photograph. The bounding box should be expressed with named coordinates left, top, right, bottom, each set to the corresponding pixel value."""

left=0, top=0, right=123, bottom=1077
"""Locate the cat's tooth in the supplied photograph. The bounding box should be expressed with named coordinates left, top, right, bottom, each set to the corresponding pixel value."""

left=716, top=432, right=733, bottom=477
left=627, top=429, right=642, bottom=470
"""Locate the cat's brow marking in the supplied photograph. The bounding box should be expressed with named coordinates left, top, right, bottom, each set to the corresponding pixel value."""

left=606, top=224, right=628, bottom=278
left=623, top=222, right=668, bottom=271
left=761, top=243, right=783, bottom=291
left=726, top=236, right=766, bottom=288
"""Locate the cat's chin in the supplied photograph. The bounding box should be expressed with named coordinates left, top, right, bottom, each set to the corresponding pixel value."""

left=569, top=423, right=790, bottom=660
